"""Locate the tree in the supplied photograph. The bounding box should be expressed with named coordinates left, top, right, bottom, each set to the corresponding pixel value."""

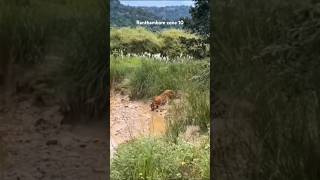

left=183, top=0, right=209, bottom=36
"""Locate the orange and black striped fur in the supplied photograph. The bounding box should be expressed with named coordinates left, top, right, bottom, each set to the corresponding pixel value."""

left=150, top=90, right=175, bottom=111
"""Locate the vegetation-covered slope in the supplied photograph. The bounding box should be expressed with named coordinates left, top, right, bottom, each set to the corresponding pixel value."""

left=140, top=6, right=191, bottom=21
left=111, top=0, right=159, bottom=27
left=111, top=0, right=192, bottom=28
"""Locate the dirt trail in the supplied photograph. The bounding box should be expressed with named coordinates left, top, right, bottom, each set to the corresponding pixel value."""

left=0, top=90, right=107, bottom=179
left=110, top=91, right=167, bottom=158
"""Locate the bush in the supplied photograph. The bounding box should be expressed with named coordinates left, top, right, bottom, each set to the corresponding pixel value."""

left=111, top=27, right=163, bottom=56
left=54, top=0, right=107, bottom=118
left=159, top=29, right=201, bottom=59
left=125, top=57, right=208, bottom=99
left=0, top=0, right=59, bottom=65
left=110, top=56, right=141, bottom=86
left=110, top=27, right=207, bottom=59
left=111, top=136, right=210, bottom=180
left=166, top=86, right=210, bottom=141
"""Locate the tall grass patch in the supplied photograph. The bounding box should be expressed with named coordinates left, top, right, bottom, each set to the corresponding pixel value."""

left=0, top=0, right=54, bottom=65
left=213, top=0, right=320, bottom=179
left=111, top=136, right=209, bottom=180
left=128, top=58, right=208, bottom=99
left=166, top=60, right=210, bottom=140
left=110, top=56, right=142, bottom=86
left=53, top=0, right=107, bottom=118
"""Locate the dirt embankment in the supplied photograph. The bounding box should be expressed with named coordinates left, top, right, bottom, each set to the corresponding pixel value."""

left=110, top=91, right=167, bottom=158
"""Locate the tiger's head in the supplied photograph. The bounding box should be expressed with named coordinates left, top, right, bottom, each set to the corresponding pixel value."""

left=150, top=101, right=157, bottom=111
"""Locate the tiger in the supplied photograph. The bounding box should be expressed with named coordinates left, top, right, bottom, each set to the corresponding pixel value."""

left=150, top=90, right=175, bottom=111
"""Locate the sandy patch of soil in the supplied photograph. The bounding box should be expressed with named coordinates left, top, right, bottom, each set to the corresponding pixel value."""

left=110, top=91, right=167, bottom=158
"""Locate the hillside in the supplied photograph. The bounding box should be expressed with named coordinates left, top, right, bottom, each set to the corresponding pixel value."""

left=140, top=6, right=191, bottom=21
left=110, top=0, right=158, bottom=27
left=111, top=0, right=191, bottom=28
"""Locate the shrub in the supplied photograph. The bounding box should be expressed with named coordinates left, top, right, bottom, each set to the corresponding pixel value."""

left=54, top=0, right=107, bottom=118
left=111, top=136, right=210, bottom=180
left=110, top=27, right=208, bottom=59
left=127, top=58, right=208, bottom=99
left=213, top=0, right=320, bottom=179
left=166, top=86, right=210, bottom=141
left=159, top=29, right=203, bottom=59
left=111, top=27, right=163, bottom=56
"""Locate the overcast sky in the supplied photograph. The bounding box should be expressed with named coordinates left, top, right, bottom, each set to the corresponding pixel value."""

left=120, top=0, right=194, bottom=7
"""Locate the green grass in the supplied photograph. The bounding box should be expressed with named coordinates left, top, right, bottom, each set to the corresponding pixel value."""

left=166, top=86, right=210, bottom=142
left=212, top=0, right=320, bottom=179
left=111, top=56, right=210, bottom=137
left=110, top=56, right=210, bottom=179
left=111, top=136, right=210, bottom=180
left=111, top=56, right=209, bottom=99
left=0, top=0, right=107, bottom=118
left=47, top=0, right=107, bottom=118
left=110, top=56, right=142, bottom=85
left=111, top=27, right=207, bottom=59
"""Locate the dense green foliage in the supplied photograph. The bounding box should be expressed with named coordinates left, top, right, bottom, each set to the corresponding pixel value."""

left=0, top=0, right=63, bottom=104
left=0, top=0, right=56, bottom=66
left=0, top=0, right=107, bottom=117
left=213, top=0, right=320, bottom=179
left=110, top=0, right=158, bottom=27
left=140, top=6, right=191, bottom=21
left=111, top=0, right=191, bottom=28
left=160, top=29, right=208, bottom=59
left=111, top=28, right=208, bottom=59
left=111, top=27, right=163, bottom=56
left=184, top=0, right=209, bottom=36
left=111, top=136, right=209, bottom=180
left=55, top=1, right=107, bottom=117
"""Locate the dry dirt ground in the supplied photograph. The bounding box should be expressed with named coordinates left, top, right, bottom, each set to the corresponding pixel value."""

left=0, top=89, right=169, bottom=179
left=0, top=92, right=107, bottom=180
left=110, top=91, right=167, bottom=158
